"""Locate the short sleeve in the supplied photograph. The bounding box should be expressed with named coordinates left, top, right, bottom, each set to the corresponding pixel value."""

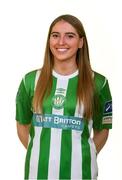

left=16, top=78, right=33, bottom=124
left=93, top=78, right=112, bottom=130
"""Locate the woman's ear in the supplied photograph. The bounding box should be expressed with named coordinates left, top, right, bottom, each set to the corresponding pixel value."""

left=79, top=37, right=84, bottom=48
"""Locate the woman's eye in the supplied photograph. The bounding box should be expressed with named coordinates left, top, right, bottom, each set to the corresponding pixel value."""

left=67, top=34, right=74, bottom=39
left=51, top=34, right=59, bottom=38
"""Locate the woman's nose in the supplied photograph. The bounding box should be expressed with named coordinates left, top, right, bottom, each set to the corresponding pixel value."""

left=58, top=36, right=65, bottom=45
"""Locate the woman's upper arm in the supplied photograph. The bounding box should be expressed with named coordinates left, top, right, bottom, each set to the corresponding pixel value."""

left=16, top=121, right=31, bottom=134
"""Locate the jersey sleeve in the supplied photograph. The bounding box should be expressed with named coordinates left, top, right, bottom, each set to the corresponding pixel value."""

left=93, top=78, right=112, bottom=130
left=16, top=77, right=33, bottom=124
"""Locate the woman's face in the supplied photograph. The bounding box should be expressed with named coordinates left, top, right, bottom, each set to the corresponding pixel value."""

left=49, top=20, right=83, bottom=63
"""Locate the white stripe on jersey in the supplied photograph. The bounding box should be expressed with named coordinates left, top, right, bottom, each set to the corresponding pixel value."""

left=71, top=129, right=82, bottom=179
left=29, top=127, right=42, bottom=179
left=47, top=128, right=62, bottom=179
left=71, top=102, right=83, bottom=179
left=88, top=119, right=98, bottom=178
left=88, top=138, right=98, bottom=179
left=102, top=77, right=107, bottom=89
left=47, top=78, right=69, bottom=179
left=34, top=70, right=41, bottom=90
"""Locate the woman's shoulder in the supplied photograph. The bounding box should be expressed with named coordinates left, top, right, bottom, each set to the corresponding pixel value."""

left=22, top=69, right=41, bottom=93
left=93, top=71, right=108, bottom=92
left=24, top=69, right=41, bottom=80
left=93, top=71, right=107, bottom=81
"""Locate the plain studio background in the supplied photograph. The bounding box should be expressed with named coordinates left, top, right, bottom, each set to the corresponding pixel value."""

left=0, top=0, right=121, bottom=179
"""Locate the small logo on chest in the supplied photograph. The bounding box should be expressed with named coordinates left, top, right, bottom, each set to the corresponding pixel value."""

left=52, top=88, right=66, bottom=109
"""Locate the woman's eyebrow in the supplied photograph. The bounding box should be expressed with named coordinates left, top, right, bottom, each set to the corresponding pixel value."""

left=65, top=32, right=77, bottom=36
left=50, top=32, right=77, bottom=36
left=50, top=32, right=60, bottom=34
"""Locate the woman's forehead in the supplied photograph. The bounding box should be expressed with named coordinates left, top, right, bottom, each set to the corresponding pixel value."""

left=51, top=20, right=78, bottom=34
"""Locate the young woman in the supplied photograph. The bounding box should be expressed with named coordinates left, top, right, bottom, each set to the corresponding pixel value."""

left=16, top=14, right=112, bottom=180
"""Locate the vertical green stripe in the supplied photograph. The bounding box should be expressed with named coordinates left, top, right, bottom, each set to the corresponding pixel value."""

left=81, top=121, right=91, bottom=179
left=43, top=77, right=57, bottom=114
left=37, top=128, right=51, bottom=179
left=37, top=77, right=57, bottom=179
left=64, top=76, right=78, bottom=116
left=59, top=130, right=72, bottom=179
left=59, top=77, right=78, bottom=179
left=24, top=70, right=37, bottom=100
left=24, top=126, right=35, bottom=179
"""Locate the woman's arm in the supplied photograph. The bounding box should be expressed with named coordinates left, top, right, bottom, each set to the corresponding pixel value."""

left=16, top=122, right=31, bottom=149
left=93, top=129, right=109, bottom=154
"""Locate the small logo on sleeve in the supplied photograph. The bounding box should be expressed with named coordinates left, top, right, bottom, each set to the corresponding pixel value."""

left=104, top=101, right=112, bottom=114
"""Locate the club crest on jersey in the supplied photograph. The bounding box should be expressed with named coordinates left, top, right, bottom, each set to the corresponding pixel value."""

left=52, top=94, right=66, bottom=109
left=104, top=100, right=112, bottom=114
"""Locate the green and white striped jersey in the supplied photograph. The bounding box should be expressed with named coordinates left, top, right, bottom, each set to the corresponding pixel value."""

left=16, top=69, right=112, bottom=180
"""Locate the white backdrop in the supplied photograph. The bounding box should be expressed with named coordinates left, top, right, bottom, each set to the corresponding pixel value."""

left=0, top=0, right=121, bottom=179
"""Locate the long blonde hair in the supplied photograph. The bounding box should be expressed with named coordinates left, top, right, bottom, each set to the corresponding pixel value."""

left=33, top=14, right=94, bottom=120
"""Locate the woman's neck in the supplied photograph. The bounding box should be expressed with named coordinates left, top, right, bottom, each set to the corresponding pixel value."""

left=53, top=61, right=78, bottom=75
